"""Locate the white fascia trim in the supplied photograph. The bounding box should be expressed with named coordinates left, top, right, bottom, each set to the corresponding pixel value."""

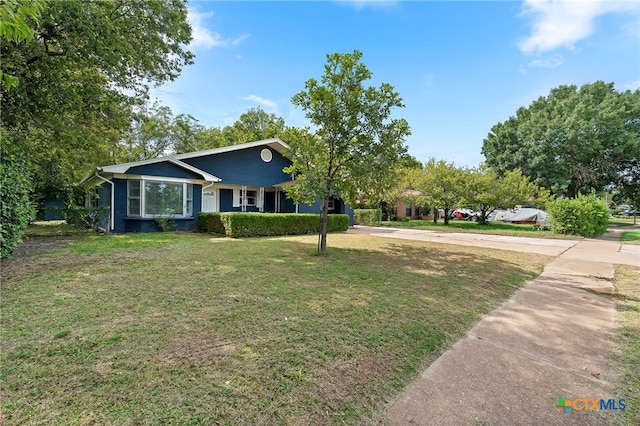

left=113, top=173, right=208, bottom=185
left=172, top=138, right=290, bottom=160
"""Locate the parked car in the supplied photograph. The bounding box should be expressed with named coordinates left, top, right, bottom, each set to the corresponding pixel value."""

left=451, top=208, right=476, bottom=221
left=620, top=209, right=638, bottom=216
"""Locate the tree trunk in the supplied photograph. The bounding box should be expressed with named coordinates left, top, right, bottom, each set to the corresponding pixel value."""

left=319, top=196, right=329, bottom=254
left=444, top=208, right=450, bottom=225
left=478, top=207, right=488, bottom=225
left=432, top=206, right=438, bottom=224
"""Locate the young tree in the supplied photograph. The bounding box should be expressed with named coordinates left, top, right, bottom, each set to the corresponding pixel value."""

left=285, top=50, right=411, bottom=253
left=465, top=167, right=551, bottom=224
left=418, top=159, right=467, bottom=225
left=482, top=81, right=640, bottom=198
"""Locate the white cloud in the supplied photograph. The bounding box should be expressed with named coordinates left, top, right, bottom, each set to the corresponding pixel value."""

left=517, top=0, right=637, bottom=54
left=187, top=8, right=249, bottom=49
left=527, top=54, right=564, bottom=69
left=242, top=95, right=277, bottom=109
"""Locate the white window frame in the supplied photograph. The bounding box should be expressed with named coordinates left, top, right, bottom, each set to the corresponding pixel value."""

left=127, top=178, right=194, bottom=217
left=127, top=180, right=141, bottom=216
left=242, top=189, right=257, bottom=207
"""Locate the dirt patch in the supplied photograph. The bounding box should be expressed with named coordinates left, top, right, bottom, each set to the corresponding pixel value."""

left=1, top=236, right=78, bottom=280
left=9, top=235, right=75, bottom=257
left=159, top=333, right=236, bottom=366
left=313, top=355, right=392, bottom=407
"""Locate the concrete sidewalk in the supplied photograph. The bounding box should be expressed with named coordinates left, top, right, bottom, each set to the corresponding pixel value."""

left=348, top=226, right=640, bottom=425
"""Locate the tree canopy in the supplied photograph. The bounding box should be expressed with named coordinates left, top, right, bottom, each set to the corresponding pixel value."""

left=481, top=81, right=640, bottom=198
left=1, top=0, right=194, bottom=199
left=285, top=50, right=411, bottom=253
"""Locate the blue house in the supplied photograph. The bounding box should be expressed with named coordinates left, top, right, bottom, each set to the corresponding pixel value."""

left=80, top=138, right=353, bottom=233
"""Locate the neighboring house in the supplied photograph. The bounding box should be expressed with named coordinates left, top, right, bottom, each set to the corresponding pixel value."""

left=80, top=138, right=353, bottom=233
left=395, top=190, right=430, bottom=220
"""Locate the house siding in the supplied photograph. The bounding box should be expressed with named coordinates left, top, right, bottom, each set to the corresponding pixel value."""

left=298, top=199, right=355, bottom=225
left=127, top=162, right=203, bottom=180
left=182, top=147, right=292, bottom=187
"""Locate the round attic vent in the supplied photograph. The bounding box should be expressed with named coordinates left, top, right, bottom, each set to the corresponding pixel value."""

left=260, top=148, right=273, bottom=163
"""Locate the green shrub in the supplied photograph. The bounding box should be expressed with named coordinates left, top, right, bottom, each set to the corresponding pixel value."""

left=326, top=214, right=349, bottom=232
left=547, top=194, right=609, bottom=237
left=1, top=136, right=35, bottom=258
left=197, top=212, right=349, bottom=237
left=63, top=205, right=110, bottom=230
left=153, top=216, right=177, bottom=232
left=197, top=212, right=225, bottom=234
left=354, top=209, right=381, bottom=226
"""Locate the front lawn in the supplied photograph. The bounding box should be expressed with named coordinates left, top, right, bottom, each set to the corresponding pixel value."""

left=612, top=265, right=640, bottom=425
left=1, top=232, right=548, bottom=424
left=620, top=231, right=640, bottom=245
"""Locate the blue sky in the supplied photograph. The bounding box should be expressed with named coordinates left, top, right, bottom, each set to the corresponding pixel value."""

left=153, top=0, right=640, bottom=167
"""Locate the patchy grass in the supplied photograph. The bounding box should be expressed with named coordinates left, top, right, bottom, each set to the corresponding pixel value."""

left=1, top=232, right=549, bottom=425
left=611, top=265, right=640, bottom=425
left=380, top=219, right=579, bottom=239
left=26, top=221, right=94, bottom=237
left=620, top=231, right=640, bottom=245
left=609, top=217, right=639, bottom=227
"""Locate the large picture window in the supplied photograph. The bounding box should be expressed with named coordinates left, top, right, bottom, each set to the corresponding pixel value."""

left=127, top=179, right=193, bottom=217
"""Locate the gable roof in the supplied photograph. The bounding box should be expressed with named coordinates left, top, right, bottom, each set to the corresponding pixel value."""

left=173, top=138, right=289, bottom=160
left=80, top=138, right=289, bottom=185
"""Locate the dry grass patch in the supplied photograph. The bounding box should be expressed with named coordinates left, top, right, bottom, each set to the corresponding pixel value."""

left=1, top=231, right=549, bottom=425
left=611, top=265, right=640, bottom=425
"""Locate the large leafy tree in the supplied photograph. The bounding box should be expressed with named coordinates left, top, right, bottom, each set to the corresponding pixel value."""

left=1, top=0, right=194, bottom=198
left=482, top=81, right=640, bottom=197
left=285, top=50, right=411, bottom=253
left=114, top=102, right=178, bottom=162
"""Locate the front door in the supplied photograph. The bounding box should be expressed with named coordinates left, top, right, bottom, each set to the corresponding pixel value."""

left=202, top=190, right=217, bottom=212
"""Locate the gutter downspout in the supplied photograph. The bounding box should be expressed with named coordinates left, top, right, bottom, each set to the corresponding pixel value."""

left=93, top=172, right=115, bottom=232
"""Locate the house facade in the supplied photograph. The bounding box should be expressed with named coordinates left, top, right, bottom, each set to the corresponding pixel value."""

left=394, top=190, right=431, bottom=220
left=81, top=138, right=353, bottom=233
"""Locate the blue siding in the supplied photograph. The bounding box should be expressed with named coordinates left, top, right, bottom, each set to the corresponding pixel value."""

left=298, top=199, right=354, bottom=226
left=113, top=178, right=128, bottom=233
left=182, top=147, right=292, bottom=187
left=280, top=195, right=296, bottom=213
left=128, top=162, right=202, bottom=180
left=124, top=217, right=197, bottom=232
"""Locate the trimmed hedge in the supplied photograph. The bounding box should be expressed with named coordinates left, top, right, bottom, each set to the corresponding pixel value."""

left=547, top=194, right=609, bottom=238
left=197, top=212, right=225, bottom=234
left=354, top=209, right=381, bottom=226
left=1, top=136, right=35, bottom=258
left=198, top=212, right=349, bottom=238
